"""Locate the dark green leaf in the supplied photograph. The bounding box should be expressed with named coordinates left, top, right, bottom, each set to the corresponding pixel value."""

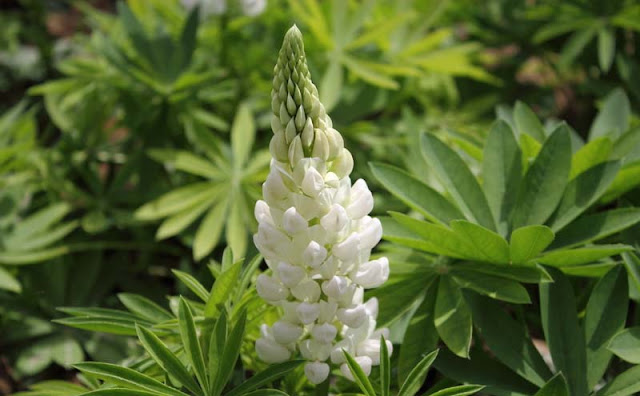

left=511, top=125, right=572, bottom=228
left=453, top=271, right=530, bottom=304
left=598, top=28, right=616, bottom=73
left=225, top=360, right=303, bottom=396
left=514, top=101, right=546, bottom=142
left=73, top=362, right=188, bottom=396
left=428, top=385, right=484, bottom=396
left=551, top=208, right=640, bottom=249
left=204, top=260, right=242, bottom=318
left=585, top=266, right=628, bottom=388
left=539, top=267, right=587, bottom=396
left=370, top=162, right=464, bottom=225
left=178, top=298, right=209, bottom=391
left=434, top=276, right=472, bottom=358
left=212, top=310, right=246, bottom=396
left=482, top=120, right=522, bottom=236
left=595, top=365, right=640, bottom=396
left=135, top=324, right=202, bottom=396
left=420, top=133, right=496, bottom=230
left=398, top=349, right=439, bottom=396
left=538, top=244, right=632, bottom=267
left=450, top=220, right=510, bottom=264
left=533, top=373, right=569, bottom=396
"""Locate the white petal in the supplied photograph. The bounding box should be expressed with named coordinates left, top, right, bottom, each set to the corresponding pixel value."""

left=337, top=305, right=367, bottom=328
left=291, top=279, right=321, bottom=302
left=301, top=166, right=324, bottom=197
left=320, top=204, right=349, bottom=234
left=272, top=320, right=303, bottom=344
left=312, top=323, right=337, bottom=343
left=256, top=274, right=289, bottom=302
left=303, top=241, right=327, bottom=268
left=282, top=207, right=307, bottom=234
left=276, top=262, right=306, bottom=288
left=333, top=233, right=360, bottom=262
left=304, top=362, right=330, bottom=385
left=358, top=217, right=382, bottom=251
left=364, top=297, right=379, bottom=317
left=321, top=276, right=349, bottom=299
left=347, top=179, right=374, bottom=219
left=256, top=337, right=291, bottom=363
left=353, top=257, right=389, bottom=288
left=296, top=302, right=320, bottom=324
left=254, top=200, right=273, bottom=225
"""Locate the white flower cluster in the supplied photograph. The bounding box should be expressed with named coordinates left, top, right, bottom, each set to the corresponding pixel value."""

left=254, top=26, right=391, bottom=385
left=181, top=0, right=266, bottom=17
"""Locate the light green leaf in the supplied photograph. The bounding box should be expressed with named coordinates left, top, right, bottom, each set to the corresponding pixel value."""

left=225, top=360, right=303, bottom=396
left=380, top=335, right=390, bottom=396
left=51, top=334, right=84, bottom=368
left=208, top=310, right=227, bottom=391
left=623, top=252, right=640, bottom=299
left=453, top=271, right=530, bottom=304
left=5, top=202, right=71, bottom=246
left=585, top=266, right=628, bottom=389
left=342, top=349, right=377, bottom=396
left=225, top=196, right=248, bottom=260
left=590, top=88, right=631, bottom=140
left=0, top=266, right=21, bottom=292
left=54, top=317, right=138, bottom=336
left=551, top=208, right=640, bottom=249
left=569, top=137, right=613, bottom=179
left=482, top=120, right=522, bottom=236
left=595, top=365, right=640, bottom=396
left=549, top=161, right=620, bottom=231
left=450, top=220, right=510, bottom=264
left=178, top=298, right=209, bottom=391
left=608, top=327, right=640, bottom=364
left=73, top=362, right=189, bottom=396
left=156, top=193, right=216, bottom=240
left=598, top=28, right=615, bottom=73
left=468, top=294, right=551, bottom=386
left=539, top=268, right=588, bottom=396
left=172, top=269, right=210, bottom=302
left=510, top=225, right=554, bottom=264
left=341, top=54, right=399, bottom=89
left=135, top=324, right=202, bottom=396
left=231, top=103, right=255, bottom=168
left=74, top=389, right=159, bottom=396
left=147, top=149, right=220, bottom=179
left=538, top=244, right=632, bottom=267
left=204, top=259, right=242, bottom=318
left=212, top=310, right=246, bottom=396
left=533, top=373, right=569, bottom=396
left=319, top=60, right=343, bottom=112
left=600, top=161, right=640, bottom=203
left=370, top=162, right=464, bottom=226
left=451, top=261, right=552, bottom=284
left=428, top=385, right=484, bottom=396
left=421, top=133, right=496, bottom=230
left=397, top=349, right=439, bottom=396
left=435, top=276, right=472, bottom=358
left=135, top=182, right=213, bottom=221
left=118, top=293, right=173, bottom=323
left=193, top=199, right=229, bottom=261
left=511, top=125, right=572, bottom=228
left=514, top=101, right=546, bottom=142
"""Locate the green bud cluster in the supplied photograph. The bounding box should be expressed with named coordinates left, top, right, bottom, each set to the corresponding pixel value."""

left=270, top=26, right=352, bottom=177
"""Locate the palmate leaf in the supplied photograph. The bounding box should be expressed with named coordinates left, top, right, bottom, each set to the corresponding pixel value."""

left=509, top=225, right=555, bottom=264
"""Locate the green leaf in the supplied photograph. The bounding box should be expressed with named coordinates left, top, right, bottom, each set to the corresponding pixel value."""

left=538, top=244, right=632, bottom=267
left=585, top=266, right=628, bottom=389
left=156, top=194, right=215, bottom=240
left=451, top=261, right=551, bottom=283
left=172, top=270, right=210, bottom=302
left=434, top=276, right=472, bottom=358
left=608, top=327, right=640, bottom=363
left=514, top=101, right=546, bottom=142
left=193, top=200, right=228, bottom=260
left=421, top=133, right=496, bottom=230
left=135, top=324, right=202, bottom=396
left=590, top=88, right=631, bottom=140
left=398, top=349, right=439, bottom=396
left=231, top=103, right=255, bottom=168
left=367, top=271, right=434, bottom=327
left=208, top=311, right=227, bottom=391
left=204, top=259, right=242, bottom=318
left=482, top=120, right=522, bottom=235
left=134, top=182, right=214, bottom=221
left=341, top=54, right=399, bottom=89
left=549, top=161, right=620, bottom=231
left=398, top=280, right=438, bottom=383
left=225, top=197, right=248, bottom=259
left=0, top=265, right=21, bottom=292
left=243, top=391, right=289, bottom=396
left=370, top=162, right=464, bottom=226
left=380, top=335, right=390, bottom=396
left=51, top=334, right=84, bottom=368
left=598, top=28, right=616, bottom=73
left=559, top=27, right=597, bottom=69
left=453, top=271, right=530, bottom=304
left=510, top=225, right=555, bottom=264
left=178, top=297, right=209, bottom=391
left=212, top=310, right=246, bottom=396
left=319, top=60, right=343, bottom=112
left=75, top=389, right=159, bottom=396
left=551, top=208, right=640, bottom=249
left=225, top=360, right=303, bottom=396
left=467, top=294, right=551, bottom=386
left=54, top=317, right=138, bottom=336
left=342, top=350, right=377, bottom=396
left=6, top=202, right=71, bottom=246
left=569, top=137, right=613, bottom=179
left=623, top=252, right=640, bottom=300
left=533, top=373, right=569, bottom=396
left=147, top=149, right=220, bottom=179
left=450, top=220, right=510, bottom=264
left=428, top=385, right=484, bottom=396
left=434, top=347, right=538, bottom=395
left=118, top=294, right=173, bottom=323
left=595, top=365, right=640, bottom=396
left=511, top=125, right=572, bottom=228
left=539, top=268, right=588, bottom=396
left=73, top=362, right=188, bottom=396
left=600, top=161, right=640, bottom=203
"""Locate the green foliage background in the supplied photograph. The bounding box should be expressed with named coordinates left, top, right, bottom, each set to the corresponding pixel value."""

left=2, top=0, right=640, bottom=395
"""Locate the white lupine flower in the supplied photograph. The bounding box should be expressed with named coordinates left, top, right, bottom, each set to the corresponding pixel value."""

left=254, top=26, right=390, bottom=385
